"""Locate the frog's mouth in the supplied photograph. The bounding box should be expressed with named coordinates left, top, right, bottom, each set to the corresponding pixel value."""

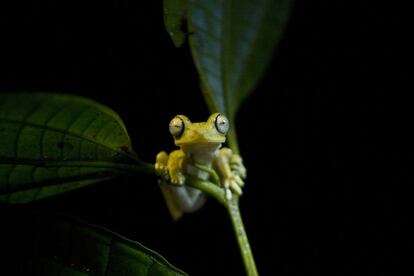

left=175, top=129, right=226, bottom=145
left=175, top=139, right=224, bottom=146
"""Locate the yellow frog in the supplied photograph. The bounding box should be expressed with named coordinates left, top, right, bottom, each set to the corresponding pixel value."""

left=155, top=113, right=246, bottom=219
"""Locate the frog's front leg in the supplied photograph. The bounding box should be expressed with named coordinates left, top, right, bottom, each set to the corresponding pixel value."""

left=155, top=150, right=186, bottom=185
left=214, top=148, right=246, bottom=199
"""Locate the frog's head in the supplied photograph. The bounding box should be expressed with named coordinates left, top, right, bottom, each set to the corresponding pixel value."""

left=169, top=113, right=229, bottom=146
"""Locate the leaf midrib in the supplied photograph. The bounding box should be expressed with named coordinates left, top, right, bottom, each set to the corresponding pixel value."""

left=223, top=0, right=268, bottom=119
left=0, top=158, right=146, bottom=173
left=0, top=117, right=138, bottom=162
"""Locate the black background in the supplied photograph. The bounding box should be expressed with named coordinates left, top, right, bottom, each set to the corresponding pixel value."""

left=0, top=1, right=409, bottom=275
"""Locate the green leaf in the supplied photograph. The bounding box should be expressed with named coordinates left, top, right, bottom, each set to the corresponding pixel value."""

left=163, top=0, right=187, bottom=48
left=1, top=212, right=187, bottom=275
left=186, top=0, right=292, bottom=121
left=0, top=92, right=147, bottom=204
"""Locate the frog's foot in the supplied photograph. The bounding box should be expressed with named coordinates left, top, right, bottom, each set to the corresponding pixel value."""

left=223, top=174, right=244, bottom=200
left=230, top=154, right=247, bottom=182
left=167, top=149, right=187, bottom=186
left=155, top=151, right=170, bottom=181
left=156, top=150, right=187, bottom=186
left=217, top=148, right=247, bottom=200
left=170, top=171, right=186, bottom=185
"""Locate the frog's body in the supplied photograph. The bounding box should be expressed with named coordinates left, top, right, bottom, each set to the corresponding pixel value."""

left=155, top=113, right=246, bottom=220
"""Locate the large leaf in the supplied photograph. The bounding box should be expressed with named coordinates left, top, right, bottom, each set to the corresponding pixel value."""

left=188, top=0, right=292, bottom=120
left=164, top=0, right=292, bottom=122
left=1, top=211, right=187, bottom=275
left=0, top=92, right=145, bottom=204
left=163, top=0, right=187, bottom=48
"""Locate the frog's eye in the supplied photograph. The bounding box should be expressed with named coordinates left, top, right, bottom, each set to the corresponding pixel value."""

left=169, top=116, right=185, bottom=138
left=214, top=114, right=229, bottom=134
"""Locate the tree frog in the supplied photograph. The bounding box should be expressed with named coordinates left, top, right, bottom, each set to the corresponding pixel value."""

left=155, top=113, right=246, bottom=220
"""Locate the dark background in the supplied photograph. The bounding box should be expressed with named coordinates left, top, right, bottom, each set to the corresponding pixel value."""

left=0, top=1, right=409, bottom=275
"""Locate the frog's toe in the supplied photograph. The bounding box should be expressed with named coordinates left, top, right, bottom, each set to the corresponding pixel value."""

left=223, top=177, right=243, bottom=197
left=234, top=175, right=245, bottom=187
left=155, top=164, right=166, bottom=177
left=230, top=180, right=243, bottom=195
left=225, top=188, right=233, bottom=200
left=231, top=164, right=246, bottom=179
left=230, top=155, right=247, bottom=178
left=170, top=173, right=185, bottom=185
left=154, top=163, right=164, bottom=173
left=155, top=151, right=170, bottom=177
left=155, top=164, right=169, bottom=180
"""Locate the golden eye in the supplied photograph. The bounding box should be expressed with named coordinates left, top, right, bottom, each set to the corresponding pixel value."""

left=169, top=116, right=185, bottom=138
left=215, top=114, right=229, bottom=134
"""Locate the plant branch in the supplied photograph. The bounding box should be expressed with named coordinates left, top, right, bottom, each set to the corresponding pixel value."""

left=227, top=121, right=240, bottom=155
left=185, top=176, right=226, bottom=205
left=186, top=177, right=258, bottom=276
left=226, top=197, right=258, bottom=276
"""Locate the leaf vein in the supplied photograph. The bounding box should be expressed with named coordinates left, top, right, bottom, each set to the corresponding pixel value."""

left=1, top=118, right=137, bottom=162
left=40, top=102, right=71, bottom=159
left=7, top=101, right=44, bottom=192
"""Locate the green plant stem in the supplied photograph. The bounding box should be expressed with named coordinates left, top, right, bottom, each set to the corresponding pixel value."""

left=186, top=178, right=258, bottom=276
left=226, top=197, right=258, bottom=276
left=227, top=122, right=240, bottom=155
left=186, top=177, right=226, bottom=205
